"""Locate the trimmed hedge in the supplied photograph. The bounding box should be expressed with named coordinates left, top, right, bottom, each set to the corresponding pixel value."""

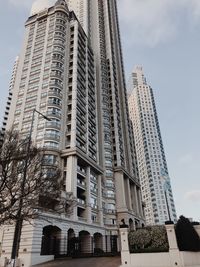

left=129, top=225, right=169, bottom=253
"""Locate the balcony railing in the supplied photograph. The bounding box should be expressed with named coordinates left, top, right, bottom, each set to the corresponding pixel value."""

left=48, top=91, right=63, bottom=98
left=104, top=209, right=116, bottom=215
left=77, top=166, right=86, bottom=176
left=77, top=179, right=86, bottom=188
left=46, top=111, right=61, bottom=119
left=105, top=183, right=115, bottom=189
left=106, top=193, right=115, bottom=199
left=77, top=198, right=86, bottom=207
left=44, top=134, right=60, bottom=141
left=45, top=121, right=61, bottom=130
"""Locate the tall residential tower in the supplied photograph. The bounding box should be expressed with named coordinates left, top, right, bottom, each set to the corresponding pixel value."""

left=128, top=66, right=177, bottom=225
left=0, top=56, right=19, bottom=142
left=1, top=1, right=144, bottom=265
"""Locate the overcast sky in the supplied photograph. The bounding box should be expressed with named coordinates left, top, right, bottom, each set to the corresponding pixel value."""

left=0, top=0, right=199, bottom=221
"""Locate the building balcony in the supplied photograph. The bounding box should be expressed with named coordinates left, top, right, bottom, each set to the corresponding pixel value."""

left=44, top=134, right=60, bottom=142
left=65, top=140, right=71, bottom=148
left=105, top=162, right=113, bottom=168
left=77, top=179, right=86, bottom=189
left=46, top=111, right=61, bottom=119
left=53, top=39, right=66, bottom=47
left=49, top=81, right=63, bottom=89
left=45, top=121, right=61, bottom=130
left=48, top=100, right=62, bottom=108
left=77, top=166, right=86, bottom=177
left=88, top=134, right=96, bottom=143
left=50, top=72, right=64, bottom=80
left=91, top=204, right=98, bottom=210
left=89, top=145, right=97, bottom=153
left=106, top=193, right=115, bottom=199
left=90, top=188, right=98, bottom=195
left=77, top=122, right=86, bottom=132
left=51, top=65, right=64, bottom=72
left=104, top=209, right=116, bottom=215
left=53, top=48, right=65, bottom=56
left=77, top=114, right=86, bottom=124
left=43, top=144, right=60, bottom=152
left=77, top=198, right=86, bottom=207
left=52, top=56, right=64, bottom=64
left=105, top=183, right=115, bottom=189
left=48, top=91, right=63, bottom=98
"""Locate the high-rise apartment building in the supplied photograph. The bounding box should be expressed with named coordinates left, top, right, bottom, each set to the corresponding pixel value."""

left=0, top=56, right=19, bottom=142
left=67, top=0, right=144, bottom=223
left=128, top=66, right=177, bottom=225
left=1, top=1, right=144, bottom=265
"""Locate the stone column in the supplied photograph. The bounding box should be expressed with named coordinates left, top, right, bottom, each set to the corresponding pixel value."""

left=130, top=184, right=136, bottom=213
left=137, top=187, right=143, bottom=218
left=66, top=155, right=77, bottom=220
left=134, top=185, right=139, bottom=215
left=115, top=172, right=127, bottom=211
left=119, top=227, right=131, bottom=267
left=66, top=155, right=77, bottom=194
left=126, top=178, right=133, bottom=211
left=97, top=175, right=104, bottom=226
left=165, top=224, right=182, bottom=267
left=86, top=167, right=92, bottom=224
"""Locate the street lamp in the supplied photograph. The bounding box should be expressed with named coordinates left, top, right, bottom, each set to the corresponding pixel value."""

left=163, top=179, right=172, bottom=222
left=10, top=109, right=51, bottom=267
left=161, top=170, right=173, bottom=224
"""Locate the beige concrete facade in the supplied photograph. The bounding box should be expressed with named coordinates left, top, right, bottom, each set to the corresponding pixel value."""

left=1, top=1, right=144, bottom=265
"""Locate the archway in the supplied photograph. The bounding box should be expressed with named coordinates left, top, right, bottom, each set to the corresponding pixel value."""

left=129, top=218, right=134, bottom=230
left=41, top=225, right=61, bottom=256
left=79, top=230, right=91, bottom=254
left=93, top=233, right=103, bottom=254
left=135, top=219, right=139, bottom=229
left=67, top=228, right=76, bottom=256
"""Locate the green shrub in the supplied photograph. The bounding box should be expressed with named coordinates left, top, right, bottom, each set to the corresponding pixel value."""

left=129, top=225, right=169, bottom=253
left=150, top=226, right=169, bottom=250
left=129, top=229, right=151, bottom=249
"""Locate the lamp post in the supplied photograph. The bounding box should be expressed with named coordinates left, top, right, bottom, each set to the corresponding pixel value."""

left=10, top=109, right=51, bottom=267
left=163, top=180, right=172, bottom=222
left=161, top=170, right=173, bottom=224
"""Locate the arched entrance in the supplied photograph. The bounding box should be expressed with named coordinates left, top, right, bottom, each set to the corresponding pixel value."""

left=135, top=219, right=139, bottom=229
left=67, top=228, right=76, bottom=256
left=79, top=230, right=91, bottom=254
left=41, top=225, right=61, bottom=256
left=129, top=218, right=134, bottom=230
left=94, top=233, right=103, bottom=255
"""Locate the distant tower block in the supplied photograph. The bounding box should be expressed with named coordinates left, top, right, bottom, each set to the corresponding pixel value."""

left=128, top=66, right=177, bottom=225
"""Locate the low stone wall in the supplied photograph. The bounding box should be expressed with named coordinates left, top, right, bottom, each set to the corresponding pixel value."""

left=0, top=255, right=54, bottom=267
left=119, top=225, right=200, bottom=267
left=180, top=251, right=200, bottom=267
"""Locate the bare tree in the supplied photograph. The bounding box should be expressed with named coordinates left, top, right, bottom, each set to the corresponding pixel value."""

left=0, top=130, right=62, bottom=225
left=0, top=130, right=77, bottom=265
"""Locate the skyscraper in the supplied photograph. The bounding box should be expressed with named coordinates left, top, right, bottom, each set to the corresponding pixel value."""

left=1, top=1, right=144, bottom=265
left=0, top=56, right=19, bottom=143
left=67, top=0, right=144, bottom=224
left=128, top=66, right=177, bottom=225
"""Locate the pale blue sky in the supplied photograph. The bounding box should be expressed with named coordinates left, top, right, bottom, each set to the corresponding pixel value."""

left=0, top=0, right=199, bottom=221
